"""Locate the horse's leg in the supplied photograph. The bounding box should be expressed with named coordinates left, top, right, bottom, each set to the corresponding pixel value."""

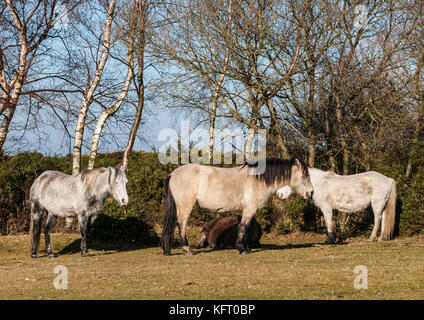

left=190, top=231, right=207, bottom=249
left=30, top=201, right=43, bottom=258
left=236, top=209, right=256, bottom=254
left=369, top=201, right=384, bottom=242
left=44, top=213, right=57, bottom=258
left=322, top=207, right=336, bottom=244
left=177, top=205, right=195, bottom=256
left=78, top=212, right=91, bottom=257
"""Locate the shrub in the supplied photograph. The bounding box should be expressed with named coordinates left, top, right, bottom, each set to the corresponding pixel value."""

left=395, top=168, right=424, bottom=236
left=0, top=152, right=70, bottom=234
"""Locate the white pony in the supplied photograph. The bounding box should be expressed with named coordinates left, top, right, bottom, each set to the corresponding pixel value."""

left=29, top=167, right=129, bottom=258
left=277, top=168, right=396, bottom=243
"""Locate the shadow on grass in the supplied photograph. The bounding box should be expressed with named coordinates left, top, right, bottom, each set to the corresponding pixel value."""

left=58, top=214, right=160, bottom=255
left=255, top=241, right=348, bottom=252
left=184, top=240, right=348, bottom=255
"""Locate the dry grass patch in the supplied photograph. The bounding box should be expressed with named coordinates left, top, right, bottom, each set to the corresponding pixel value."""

left=0, top=230, right=423, bottom=299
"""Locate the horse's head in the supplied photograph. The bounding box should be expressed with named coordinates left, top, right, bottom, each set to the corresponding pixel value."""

left=110, top=167, right=129, bottom=207
left=288, top=158, right=313, bottom=200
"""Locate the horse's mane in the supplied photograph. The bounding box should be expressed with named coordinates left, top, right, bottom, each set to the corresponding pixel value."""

left=79, top=167, right=116, bottom=194
left=242, top=158, right=308, bottom=186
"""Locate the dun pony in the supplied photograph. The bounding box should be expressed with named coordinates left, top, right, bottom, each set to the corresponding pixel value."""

left=160, top=158, right=313, bottom=255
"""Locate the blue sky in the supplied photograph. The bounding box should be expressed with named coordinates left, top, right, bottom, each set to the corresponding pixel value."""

left=4, top=105, right=175, bottom=156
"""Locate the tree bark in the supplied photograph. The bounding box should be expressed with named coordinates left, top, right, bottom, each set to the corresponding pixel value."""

left=122, top=87, right=144, bottom=170
left=208, top=0, right=233, bottom=161
left=335, top=93, right=349, bottom=174
left=266, top=99, right=289, bottom=158
left=72, top=0, right=116, bottom=175
left=122, top=0, right=147, bottom=170
left=87, top=19, right=136, bottom=169
left=307, top=60, right=316, bottom=167
left=406, top=100, right=423, bottom=179
left=0, top=0, right=30, bottom=149
left=0, top=106, right=16, bottom=150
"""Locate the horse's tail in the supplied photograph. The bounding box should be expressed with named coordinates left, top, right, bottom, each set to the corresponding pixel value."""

left=381, top=178, right=396, bottom=241
left=160, top=175, right=177, bottom=255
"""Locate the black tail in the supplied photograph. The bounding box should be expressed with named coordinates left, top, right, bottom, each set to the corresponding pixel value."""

left=160, top=175, right=177, bottom=255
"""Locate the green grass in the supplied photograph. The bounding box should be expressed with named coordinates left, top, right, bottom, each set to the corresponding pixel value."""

left=0, top=230, right=423, bottom=299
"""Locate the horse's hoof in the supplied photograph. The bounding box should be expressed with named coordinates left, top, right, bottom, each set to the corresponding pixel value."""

left=367, top=238, right=377, bottom=242
left=31, top=253, right=37, bottom=258
left=48, top=253, right=57, bottom=258
left=81, top=252, right=93, bottom=257
left=240, top=250, right=252, bottom=255
left=182, top=246, right=195, bottom=256
left=323, top=240, right=335, bottom=245
left=325, top=232, right=337, bottom=244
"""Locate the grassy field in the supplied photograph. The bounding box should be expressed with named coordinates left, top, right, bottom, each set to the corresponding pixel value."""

left=0, top=229, right=423, bottom=300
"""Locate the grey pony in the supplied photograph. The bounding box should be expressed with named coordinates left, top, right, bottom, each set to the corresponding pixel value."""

left=29, top=167, right=129, bottom=258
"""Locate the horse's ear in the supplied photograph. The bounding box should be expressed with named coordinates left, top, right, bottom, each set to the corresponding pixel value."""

left=294, top=158, right=302, bottom=168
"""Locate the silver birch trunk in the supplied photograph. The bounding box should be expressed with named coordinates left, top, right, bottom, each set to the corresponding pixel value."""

left=86, top=56, right=134, bottom=169
left=0, top=106, right=16, bottom=150
left=72, top=0, right=116, bottom=175
left=87, top=2, right=138, bottom=170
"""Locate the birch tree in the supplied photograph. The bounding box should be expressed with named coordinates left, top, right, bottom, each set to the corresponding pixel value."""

left=0, top=0, right=60, bottom=150
left=72, top=0, right=116, bottom=175
left=87, top=0, right=138, bottom=169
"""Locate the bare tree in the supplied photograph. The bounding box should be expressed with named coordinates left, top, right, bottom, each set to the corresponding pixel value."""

left=87, top=0, right=139, bottom=169
left=72, top=0, right=116, bottom=175
left=152, top=0, right=307, bottom=158
left=0, top=0, right=62, bottom=150
left=122, top=0, right=151, bottom=170
left=404, top=0, right=424, bottom=178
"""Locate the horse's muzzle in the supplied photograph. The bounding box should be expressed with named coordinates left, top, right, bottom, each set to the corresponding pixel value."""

left=305, top=191, right=314, bottom=200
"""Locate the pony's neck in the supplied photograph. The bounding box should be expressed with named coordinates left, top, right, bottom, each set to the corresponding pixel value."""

left=85, top=174, right=111, bottom=205
left=308, top=168, right=334, bottom=186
